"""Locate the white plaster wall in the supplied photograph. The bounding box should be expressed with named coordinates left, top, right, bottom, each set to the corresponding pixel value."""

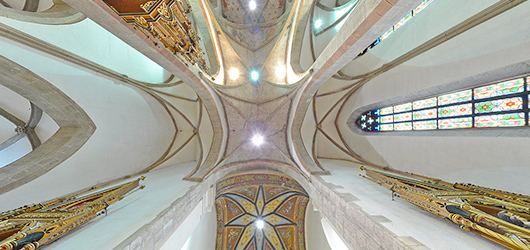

left=37, top=0, right=54, bottom=12
left=0, top=17, right=166, bottom=83
left=320, top=217, right=349, bottom=250
left=300, top=0, right=357, bottom=71
left=0, top=83, right=29, bottom=124
left=0, top=81, right=59, bottom=168
left=176, top=210, right=217, bottom=250
left=2, top=0, right=53, bottom=12
left=0, top=33, right=180, bottom=208
left=341, top=0, right=497, bottom=77
left=154, top=82, right=202, bottom=170
left=320, top=159, right=505, bottom=250
left=0, top=116, right=14, bottom=143
left=299, top=20, right=313, bottom=71
left=336, top=1, right=530, bottom=194
left=313, top=8, right=337, bottom=58
left=300, top=99, right=316, bottom=161
left=3, top=0, right=23, bottom=10
left=198, top=103, right=214, bottom=166
left=0, top=137, right=31, bottom=167
left=43, top=162, right=196, bottom=250
left=305, top=202, right=333, bottom=250
left=35, top=111, right=60, bottom=143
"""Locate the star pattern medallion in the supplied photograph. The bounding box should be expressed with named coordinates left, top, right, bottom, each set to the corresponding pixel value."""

left=215, top=173, right=309, bottom=250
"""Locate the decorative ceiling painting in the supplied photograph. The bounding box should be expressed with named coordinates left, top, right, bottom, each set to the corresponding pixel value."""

left=221, top=0, right=286, bottom=24
left=215, top=0, right=290, bottom=51
left=215, top=172, right=309, bottom=250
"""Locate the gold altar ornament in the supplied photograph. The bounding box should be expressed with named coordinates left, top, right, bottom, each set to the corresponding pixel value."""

left=103, top=0, right=210, bottom=74
left=0, top=177, right=145, bottom=250
left=360, top=166, right=530, bottom=250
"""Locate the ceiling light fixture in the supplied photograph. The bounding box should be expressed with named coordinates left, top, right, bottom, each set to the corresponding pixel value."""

left=249, top=0, right=257, bottom=10
left=228, top=68, right=240, bottom=80
left=256, top=219, right=264, bottom=229
left=314, top=19, right=322, bottom=29
left=251, top=134, right=264, bottom=146
left=275, top=65, right=286, bottom=78
left=250, top=70, right=259, bottom=82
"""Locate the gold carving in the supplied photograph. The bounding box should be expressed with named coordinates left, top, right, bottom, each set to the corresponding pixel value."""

left=158, top=2, right=172, bottom=19
left=140, top=1, right=156, bottom=11
left=360, top=166, right=530, bottom=249
left=133, top=16, right=150, bottom=30
left=0, top=178, right=144, bottom=250
left=110, top=0, right=210, bottom=74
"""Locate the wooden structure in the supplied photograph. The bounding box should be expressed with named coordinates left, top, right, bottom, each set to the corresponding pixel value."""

left=360, top=167, right=530, bottom=249
left=103, top=0, right=210, bottom=74
left=0, top=177, right=145, bottom=250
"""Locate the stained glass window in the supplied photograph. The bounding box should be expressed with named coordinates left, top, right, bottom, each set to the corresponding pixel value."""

left=413, top=120, right=437, bottom=130
left=380, top=124, right=393, bottom=131
left=356, top=76, right=528, bottom=132
left=413, top=108, right=437, bottom=120
left=358, top=0, right=435, bottom=56
left=475, top=97, right=522, bottom=113
left=379, top=106, right=393, bottom=115
left=438, top=90, right=472, bottom=105
left=379, top=115, right=393, bottom=123
left=414, top=0, right=433, bottom=14
left=394, top=13, right=413, bottom=30
left=394, top=123, right=412, bottom=131
left=413, top=97, right=437, bottom=110
left=380, top=28, right=394, bottom=40
left=474, top=79, right=524, bottom=99
left=439, top=117, right=472, bottom=129
left=475, top=113, right=525, bottom=127
left=394, top=103, right=412, bottom=113
left=394, top=112, right=412, bottom=122
left=438, top=104, right=472, bottom=117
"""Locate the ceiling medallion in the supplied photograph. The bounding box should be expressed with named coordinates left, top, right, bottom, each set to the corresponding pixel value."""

left=215, top=172, right=309, bottom=250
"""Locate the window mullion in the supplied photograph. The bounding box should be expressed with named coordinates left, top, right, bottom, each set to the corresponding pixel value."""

left=471, top=89, right=476, bottom=128
left=523, top=77, right=529, bottom=126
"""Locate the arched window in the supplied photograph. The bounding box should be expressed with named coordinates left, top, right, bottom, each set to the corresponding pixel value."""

left=358, top=0, right=435, bottom=56
left=357, top=76, right=529, bottom=132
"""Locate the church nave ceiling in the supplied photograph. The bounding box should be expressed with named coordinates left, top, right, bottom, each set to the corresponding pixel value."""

left=215, top=172, right=309, bottom=250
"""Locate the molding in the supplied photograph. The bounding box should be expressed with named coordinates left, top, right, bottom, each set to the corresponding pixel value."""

left=0, top=56, right=96, bottom=194
left=348, top=59, right=530, bottom=137
left=114, top=161, right=421, bottom=250
left=0, top=0, right=85, bottom=25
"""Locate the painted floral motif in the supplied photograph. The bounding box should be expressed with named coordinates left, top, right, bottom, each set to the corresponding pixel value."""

left=215, top=173, right=308, bottom=250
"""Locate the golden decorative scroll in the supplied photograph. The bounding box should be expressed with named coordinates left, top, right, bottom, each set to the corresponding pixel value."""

left=0, top=177, right=145, bottom=250
left=360, top=166, right=530, bottom=250
left=103, top=0, right=210, bottom=74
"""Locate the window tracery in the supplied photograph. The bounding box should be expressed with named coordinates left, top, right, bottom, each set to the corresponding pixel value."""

left=357, top=76, right=530, bottom=132
left=358, top=0, right=435, bottom=56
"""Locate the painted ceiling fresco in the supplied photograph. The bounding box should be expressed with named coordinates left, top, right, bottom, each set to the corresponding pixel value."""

left=221, top=0, right=286, bottom=24
left=215, top=172, right=309, bottom=250
left=215, top=0, right=290, bottom=51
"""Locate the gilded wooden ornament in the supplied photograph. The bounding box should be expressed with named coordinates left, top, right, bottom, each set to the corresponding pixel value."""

left=103, top=0, right=210, bottom=74
left=360, top=167, right=530, bottom=249
left=0, top=177, right=144, bottom=250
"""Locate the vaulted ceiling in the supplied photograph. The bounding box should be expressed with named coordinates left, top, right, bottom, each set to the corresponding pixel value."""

left=2, top=0, right=530, bottom=249
left=215, top=172, right=309, bottom=250
left=0, top=0, right=431, bottom=192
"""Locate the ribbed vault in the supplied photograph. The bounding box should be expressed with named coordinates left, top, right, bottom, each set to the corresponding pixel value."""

left=215, top=171, right=309, bottom=250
